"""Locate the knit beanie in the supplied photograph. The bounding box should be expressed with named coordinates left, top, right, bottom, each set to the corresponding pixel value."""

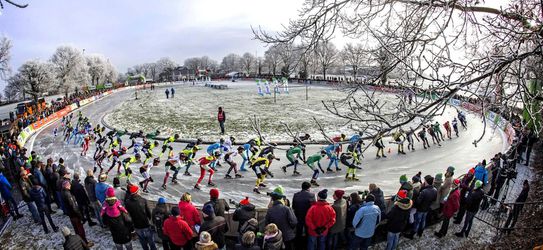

left=128, top=184, right=139, bottom=194
left=202, top=204, right=214, bottom=216
left=453, top=179, right=460, bottom=187
left=334, top=189, right=345, bottom=199
left=475, top=180, right=483, bottom=189
left=318, top=189, right=328, bottom=200
left=158, top=197, right=166, bottom=204
left=210, top=188, right=219, bottom=199
left=240, top=197, right=250, bottom=206
left=434, top=173, right=443, bottom=183
left=106, top=187, right=116, bottom=198
left=171, top=207, right=180, bottom=216
left=272, top=186, right=285, bottom=197
left=412, top=175, right=421, bottom=183
left=397, top=190, right=408, bottom=199
left=399, top=174, right=408, bottom=184
left=424, top=175, right=434, bottom=186
left=447, top=166, right=455, bottom=174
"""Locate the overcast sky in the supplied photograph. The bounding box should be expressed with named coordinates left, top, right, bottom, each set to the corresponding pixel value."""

left=0, top=0, right=304, bottom=89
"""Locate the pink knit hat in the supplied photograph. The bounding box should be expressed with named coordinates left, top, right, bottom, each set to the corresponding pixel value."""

left=106, top=187, right=116, bottom=198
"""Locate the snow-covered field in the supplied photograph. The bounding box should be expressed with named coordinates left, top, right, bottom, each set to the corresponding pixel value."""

left=104, top=81, right=406, bottom=142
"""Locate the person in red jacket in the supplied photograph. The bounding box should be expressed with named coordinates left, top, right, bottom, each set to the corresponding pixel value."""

left=305, top=189, right=336, bottom=250
left=435, top=179, right=461, bottom=238
left=217, top=107, right=226, bottom=135
left=194, top=153, right=219, bottom=190
left=177, top=192, right=200, bottom=249
left=163, top=207, right=194, bottom=250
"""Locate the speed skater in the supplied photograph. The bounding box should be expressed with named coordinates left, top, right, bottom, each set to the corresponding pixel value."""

left=224, top=146, right=244, bottom=179
left=282, top=145, right=304, bottom=176
left=250, top=154, right=275, bottom=194
left=194, top=152, right=220, bottom=190
left=139, top=158, right=159, bottom=193
left=159, top=134, right=179, bottom=158
left=306, top=151, right=327, bottom=187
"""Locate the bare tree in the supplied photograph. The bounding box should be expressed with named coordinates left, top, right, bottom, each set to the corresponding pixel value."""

left=254, top=0, right=543, bottom=140
left=50, top=45, right=87, bottom=96
left=86, top=55, right=106, bottom=86
left=264, top=46, right=281, bottom=76
left=241, top=52, right=256, bottom=76
left=5, top=73, right=23, bottom=100
left=342, top=43, right=367, bottom=79
left=220, top=53, right=241, bottom=73
left=0, top=0, right=28, bottom=9
left=0, top=36, right=12, bottom=80
left=277, top=42, right=297, bottom=77
left=17, top=60, right=54, bottom=102
left=315, top=40, right=338, bottom=80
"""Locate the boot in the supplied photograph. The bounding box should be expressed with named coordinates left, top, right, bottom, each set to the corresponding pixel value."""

left=352, top=176, right=359, bottom=181
left=235, top=174, right=243, bottom=178
left=207, top=181, right=216, bottom=187
left=161, top=184, right=167, bottom=190
left=259, top=183, right=267, bottom=187
left=311, top=180, right=320, bottom=187
left=293, top=171, right=301, bottom=176
left=454, top=232, right=465, bottom=238
left=224, top=174, right=233, bottom=179
left=253, top=188, right=261, bottom=194
left=434, top=232, right=443, bottom=238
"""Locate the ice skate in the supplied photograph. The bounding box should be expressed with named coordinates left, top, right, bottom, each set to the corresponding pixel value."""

left=259, top=183, right=267, bottom=188
left=183, top=172, right=192, bottom=176
left=193, top=184, right=201, bottom=190
left=224, top=174, right=233, bottom=179
left=253, top=188, right=261, bottom=194
left=161, top=184, right=167, bottom=190
left=281, top=166, right=287, bottom=173
left=292, top=171, right=301, bottom=176
left=208, top=181, right=216, bottom=187
left=235, top=174, right=243, bottom=178
left=310, top=180, right=320, bottom=187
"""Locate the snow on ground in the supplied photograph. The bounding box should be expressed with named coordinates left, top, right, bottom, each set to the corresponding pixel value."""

left=27, top=86, right=504, bottom=208
left=104, top=81, right=413, bottom=142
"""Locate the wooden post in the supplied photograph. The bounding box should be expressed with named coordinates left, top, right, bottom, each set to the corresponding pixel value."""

left=274, top=88, right=276, bottom=104
left=306, top=82, right=308, bottom=101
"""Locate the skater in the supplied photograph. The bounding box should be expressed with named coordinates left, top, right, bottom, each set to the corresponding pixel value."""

left=159, top=134, right=179, bottom=158
left=165, top=89, right=170, bottom=99
left=120, top=153, right=142, bottom=181
left=294, top=133, right=311, bottom=161
left=306, top=151, right=327, bottom=187
left=282, top=145, right=305, bottom=176
left=194, top=152, right=220, bottom=190
left=139, top=158, right=159, bottom=193
left=341, top=151, right=360, bottom=181
left=224, top=146, right=244, bottom=179
left=249, top=153, right=276, bottom=194
left=324, top=143, right=341, bottom=172
left=443, top=121, right=452, bottom=139
left=457, top=111, right=467, bottom=129
left=452, top=118, right=459, bottom=137
left=418, top=128, right=430, bottom=149
left=162, top=152, right=188, bottom=189
left=348, top=132, right=365, bottom=159
left=106, top=147, right=127, bottom=175
left=142, top=140, right=160, bottom=165
left=207, top=139, right=224, bottom=169
left=181, top=144, right=200, bottom=176
left=433, top=121, right=445, bottom=141
left=217, top=107, right=226, bottom=135
left=427, top=124, right=441, bottom=146
left=81, top=134, right=91, bottom=156
left=406, top=127, right=419, bottom=151
left=239, top=143, right=256, bottom=172
left=374, top=131, right=386, bottom=158
left=392, top=129, right=406, bottom=154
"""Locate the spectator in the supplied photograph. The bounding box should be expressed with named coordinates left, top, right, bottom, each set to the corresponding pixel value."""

left=124, top=185, right=157, bottom=250
left=195, top=231, right=218, bottom=250
left=178, top=192, right=201, bottom=248
left=504, top=180, right=530, bottom=231
left=217, top=107, right=226, bottom=135
left=95, top=173, right=110, bottom=204
left=524, top=129, right=537, bottom=165
left=19, top=171, right=41, bottom=223
left=201, top=204, right=228, bottom=250
left=410, top=175, right=437, bottom=238
left=240, top=218, right=259, bottom=238
left=435, top=179, right=460, bottom=238
left=163, top=207, right=194, bottom=250
left=429, top=173, right=444, bottom=223
left=84, top=169, right=103, bottom=227
left=454, top=168, right=475, bottom=224
left=101, top=187, right=133, bottom=250
left=165, top=89, right=170, bottom=99
left=61, top=226, right=89, bottom=250
left=265, top=186, right=297, bottom=250
left=152, top=197, right=170, bottom=249
left=455, top=180, right=485, bottom=238
left=369, top=183, right=386, bottom=217
left=346, top=192, right=363, bottom=248
left=292, top=181, right=315, bottom=249
left=0, top=170, right=24, bottom=220
left=474, top=161, right=488, bottom=185
left=398, top=174, right=413, bottom=199
left=29, top=177, right=59, bottom=233
left=305, top=189, right=336, bottom=250
left=352, top=194, right=381, bottom=250
left=235, top=231, right=260, bottom=250
left=233, top=197, right=256, bottom=236
left=71, top=173, right=97, bottom=226
left=385, top=190, right=412, bottom=250
left=203, top=188, right=230, bottom=217
left=171, top=88, right=175, bottom=98
left=263, top=223, right=284, bottom=250
left=61, top=180, right=93, bottom=247
left=328, top=189, right=346, bottom=250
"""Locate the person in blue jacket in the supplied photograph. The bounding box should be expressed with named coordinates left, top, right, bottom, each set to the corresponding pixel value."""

left=0, top=171, right=23, bottom=219
left=324, top=143, right=341, bottom=172
left=474, top=160, right=488, bottom=185
left=352, top=194, right=381, bottom=250
left=206, top=139, right=224, bottom=169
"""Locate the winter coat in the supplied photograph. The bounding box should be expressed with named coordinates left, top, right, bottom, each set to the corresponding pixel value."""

left=102, top=199, right=133, bottom=244
left=195, top=241, right=219, bottom=250
left=235, top=243, right=261, bottom=250
left=233, top=203, right=256, bottom=233
left=386, top=198, right=412, bottom=233
left=330, top=198, right=347, bottom=234
left=442, top=188, right=460, bottom=218
left=162, top=215, right=193, bottom=247
left=435, top=176, right=452, bottom=209
left=71, top=180, right=90, bottom=207
left=95, top=182, right=110, bottom=204
left=430, top=179, right=443, bottom=210
left=291, top=190, right=315, bottom=226
left=29, top=185, right=49, bottom=211
left=152, top=203, right=170, bottom=239
left=352, top=201, right=381, bottom=238
left=63, top=234, right=88, bottom=250
left=398, top=181, right=414, bottom=200
left=178, top=200, right=202, bottom=228
left=0, top=173, right=13, bottom=199
left=32, top=167, right=47, bottom=187
left=465, top=188, right=485, bottom=213
left=61, top=189, right=82, bottom=219
left=415, top=185, right=437, bottom=212
left=346, top=203, right=361, bottom=230
left=262, top=230, right=284, bottom=250
left=84, top=176, right=98, bottom=203
left=201, top=213, right=228, bottom=249
left=265, top=200, right=298, bottom=241
left=124, top=194, right=152, bottom=229
left=305, top=200, right=336, bottom=237
left=370, top=188, right=387, bottom=217
left=204, top=198, right=230, bottom=217
left=19, top=178, right=33, bottom=202
left=474, top=165, right=488, bottom=185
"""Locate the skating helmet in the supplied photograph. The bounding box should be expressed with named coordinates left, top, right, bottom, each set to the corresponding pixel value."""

left=341, top=134, right=346, bottom=140
left=196, top=138, right=202, bottom=144
left=153, top=158, right=160, bottom=164
left=121, top=146, right=127, bottom=152
left=220, top=138, right=225, bottom=144
left=174, top=134, right=180, bottom=139
left=320, top=150, right=326, bottom=155
left=230, top=136, right=235, bottom=143
left=135, top=153, right=141, bottom=159
left=237, top=146, right=244, bottom=152
left=213, top=151, right=221, bottom=157
left=267, top=154, right=275, bottom=160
